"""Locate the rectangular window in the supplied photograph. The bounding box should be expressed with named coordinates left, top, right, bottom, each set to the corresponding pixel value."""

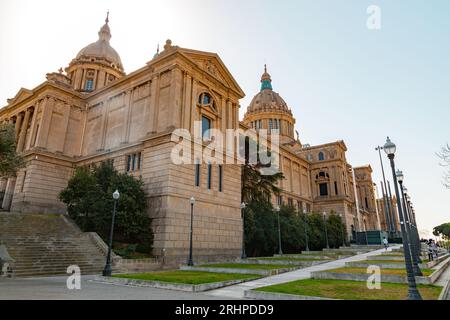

left=207, top=164, right=212, bottom=190
left=132, top=153, right=136, bottom=171
left=297, top=201, right=303, bottom=210
left=319, top=183, right=328, bottom=196
left=288, top=198, right=293, bottom=207
left=334, top=181, right=338, bottom=195
left=137, top=152, right=141, bottom=170
left=365, top=197, right=369, bottom=209
left=218, top=165, right=223, bottom=192
left=306, top=203, right=311, bottom=213
left=268, top=119, right=273, bottom=133
left=85, top=79, right=94, bottom=91
left=127, top=155, right=132, bottom=172
left=202, top=115, right=211, bottom=139
left=195, top=163, right=201, bottom=187
left=126, top=153, right=141, bottom=172
left=278, top=195, right=283, bottom=206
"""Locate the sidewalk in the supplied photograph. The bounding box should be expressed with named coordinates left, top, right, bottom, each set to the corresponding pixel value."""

left=205, top=245, right=402, bottom=299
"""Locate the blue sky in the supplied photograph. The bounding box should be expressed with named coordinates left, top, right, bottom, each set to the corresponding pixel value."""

left=1, top=0, right=449, bottom=236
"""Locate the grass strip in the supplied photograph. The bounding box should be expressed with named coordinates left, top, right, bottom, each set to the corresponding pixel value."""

left=112, top=270, right=260, bottom=284
left=255, top=279, right=441, bottom=300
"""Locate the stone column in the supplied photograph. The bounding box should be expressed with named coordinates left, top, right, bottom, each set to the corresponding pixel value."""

left=182, top=73, right=192, bottom=130
left=14, top=113, right=24, bottom=141
left=1, top=178, right=17, bottom=211
left=26, top=104, right=39, bottom=150
left=122, top=90, right=133, bottom=143
left=16, top=108, right=31, bottom=152
left=35, top=97, right=54, bottom=148
left=0, top=178, right=7, bottom=204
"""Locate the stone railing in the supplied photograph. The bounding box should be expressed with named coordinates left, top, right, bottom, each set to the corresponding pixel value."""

left=86, top=232, right=121, bottom=263
left=0, top=244, right=15, bottom=277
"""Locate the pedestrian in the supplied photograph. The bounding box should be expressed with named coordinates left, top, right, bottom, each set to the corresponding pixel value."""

left=428, top=241, right=434, bottom=261
left=382, top=237, right=388, bottom=251
left=431, top=241, right=438, bottom=259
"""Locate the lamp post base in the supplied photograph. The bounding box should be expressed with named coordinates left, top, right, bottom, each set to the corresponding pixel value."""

left=407, top=288, right=423, bottom=300
left=102, top=263, right=112, bottom=277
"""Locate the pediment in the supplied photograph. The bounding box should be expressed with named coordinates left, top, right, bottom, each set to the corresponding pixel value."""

left=7, top=88, right=33, bottom=106
left=179, top=49, right=245, bottom=98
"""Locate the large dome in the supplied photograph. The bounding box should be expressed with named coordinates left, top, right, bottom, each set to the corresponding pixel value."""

left=246, top=66, right=292, bottom=115
left=75, top=17, right=124, bottom=71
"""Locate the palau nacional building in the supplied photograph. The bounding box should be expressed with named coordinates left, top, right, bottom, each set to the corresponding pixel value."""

left=0, top=16, right=401, bottom=260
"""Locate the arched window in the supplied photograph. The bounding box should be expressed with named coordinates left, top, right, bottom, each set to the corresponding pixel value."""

left=318, top=152, right=325, bottom=161
left=198, top=92, right=212, bottom=105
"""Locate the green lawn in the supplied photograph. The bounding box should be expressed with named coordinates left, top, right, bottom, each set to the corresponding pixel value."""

left=252, top=257, right=331, bottom=262
left=326, top=267, right=434, bottom=277
left=198, top=263, right=295, bottom=270
left=112, top=270, right=260, bottom=284
left=255, top=279, right=441, bottom=300
left=364, top=260, right=407, bottom=264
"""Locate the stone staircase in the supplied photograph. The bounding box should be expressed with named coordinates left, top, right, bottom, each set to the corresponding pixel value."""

left=0, top=212, right=106, bottom=277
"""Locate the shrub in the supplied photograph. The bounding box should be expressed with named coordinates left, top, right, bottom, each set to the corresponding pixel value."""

left=59, top=162, right=153, bottom=254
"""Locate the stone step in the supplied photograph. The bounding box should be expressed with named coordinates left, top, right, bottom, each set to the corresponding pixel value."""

left=0, top=212, right=106, bottom=277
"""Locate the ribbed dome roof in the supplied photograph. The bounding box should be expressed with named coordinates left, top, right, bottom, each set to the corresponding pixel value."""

left=75, top=14, right=124, bottom=71
left=246, top=65, right=292, bottom=115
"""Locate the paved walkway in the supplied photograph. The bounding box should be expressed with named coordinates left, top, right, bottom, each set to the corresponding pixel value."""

left=434, top=256, right=450, bottom=287
left=205, top=245, right=402, bottom=299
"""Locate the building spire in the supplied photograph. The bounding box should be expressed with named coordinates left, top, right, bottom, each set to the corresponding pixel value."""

left=98, top=11, right=112, bottom=42
left=260, top=64, right=272, bottom=91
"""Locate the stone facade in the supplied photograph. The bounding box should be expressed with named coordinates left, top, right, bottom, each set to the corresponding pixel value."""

left=0, top=16, right=391, bottom=260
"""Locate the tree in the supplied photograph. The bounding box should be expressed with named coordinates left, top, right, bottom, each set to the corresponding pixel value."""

left=0, top=123, right=24, bottom=177
left=59, top=162, right=153, bottom=254
left=433, top=222, right=450, bottom=239
left=437, top=144, right=450, bottom=189
left=241, top=137, right=284, bottom=203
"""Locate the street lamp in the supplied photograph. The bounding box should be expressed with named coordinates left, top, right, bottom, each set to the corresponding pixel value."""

left=303, top=209, right=310, bottom=252
left=187, top=196, right=195, bottom=266
left=375, top=145, right=394, bottom=237
left=103, top=189, right=120, bottom=277
left=275, top=206, right=282, bottom=255
left=396, top=172, right=422, bottom=277
left=384, top=137, right=422, bottom=300
left=240, top=202, right=246, bottom=259
left=323, top=212, right=330, bottom=249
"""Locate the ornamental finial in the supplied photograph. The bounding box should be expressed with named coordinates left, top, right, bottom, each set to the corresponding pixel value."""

left=105, top=10, right=109, bottom=24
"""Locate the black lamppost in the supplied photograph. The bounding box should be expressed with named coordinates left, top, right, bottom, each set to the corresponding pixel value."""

left=187, top=196, right=195, bottom=266
left=407, top=197, right=422, bottom=262
left=240, top=202, right=246, bottom=259
left=303, top=209, right=310, bottom=252
left=375, top=146, right=394, bottom=237
left=384, top=137, right=422, bottom=300
left=397, top=174, right=422, bottom=277
left=275, top=206, right=282, bottom=255
left=103, top=189, right=120, bottom=277
left=323, top=212, right=330, bottom=249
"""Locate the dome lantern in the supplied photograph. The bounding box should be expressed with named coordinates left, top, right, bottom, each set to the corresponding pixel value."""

left=66, top=12, right=125, bottom=92
left=260, top=64, right=273, bottom=91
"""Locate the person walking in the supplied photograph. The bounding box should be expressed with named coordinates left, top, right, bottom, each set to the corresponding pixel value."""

left=431, top=241, right=438, bottom=260
left=382, top=237, right=389, bottom=251
left=428, top=240, right=434, bottom=261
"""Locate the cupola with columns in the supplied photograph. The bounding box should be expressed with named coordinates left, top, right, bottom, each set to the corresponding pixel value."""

left=65, top=12, right=125, bottom=92
left=242, top=65, right=298, bottom=145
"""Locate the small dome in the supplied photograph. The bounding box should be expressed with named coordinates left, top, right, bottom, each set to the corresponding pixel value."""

left=246, top=66, right=292, bottom=115
left=75, top=14, right=124, bottom=71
